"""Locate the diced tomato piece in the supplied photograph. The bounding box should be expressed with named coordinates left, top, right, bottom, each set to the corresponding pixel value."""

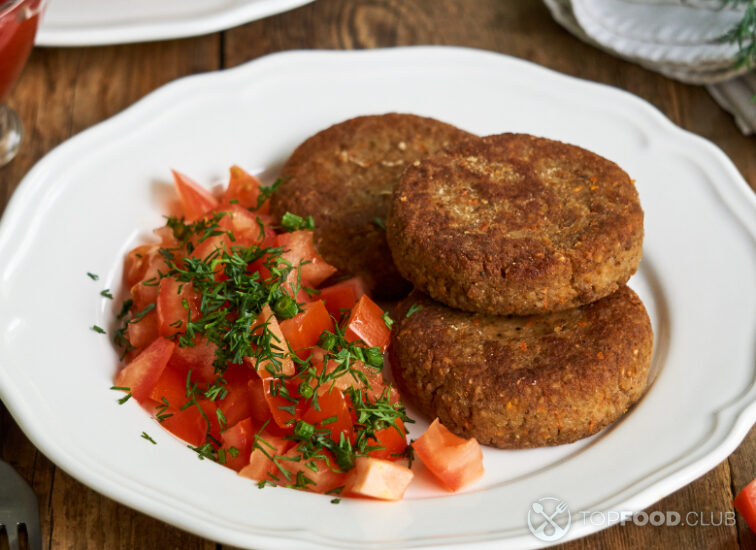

left=279, top=300, right=333, bottom=359
left=115, top=338, right=175, bottom=403
left=318, top=277, right=367, bottom=318
left=126, top=309, right=159, bottom=350
left=246, top=305, right=294, bottom=377
left=220, top=417, right=255, bottom=472
left=153, top=225, right=179, bottom=248
left=239, top=432, right=290, bottom=482
left=189, top=233, right=232, bottom=265
left=345, top=457, right=413, bottom=501
left=278, top=448, right=345, bottom=493
left=261, top=377, right=299, bottom=429
left=149, top=363, right=189, bottom=408
left=160, top=399, right=220, bottom=447
left=368, top=418, right=407, bottom=461
left=172, top=170, right=219, bottom=222
left=734, top=478, right=756, bottom=533
left=217, top=204, right=276, bottom=247
left=222, top=165, right=267, bottom=213
left=413, top=418, right=484, bottom=492
left=343, top=295, right=391, bottom=352
left=247, top=377, right=272, bottom=424
left=170, top=336, right=218, bottom=383
left=216, top=364, right=254, bottom=427
left=124, top=244, right=160, bottom=288
left=276, top=231, right=338, bottom=287
left=302, top=388, right=355, bottom=445
left=156, top=277, right=201, bottom=337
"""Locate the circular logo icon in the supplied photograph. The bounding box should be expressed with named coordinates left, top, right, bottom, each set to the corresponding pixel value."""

left=527, top=496, right=572, bottom=542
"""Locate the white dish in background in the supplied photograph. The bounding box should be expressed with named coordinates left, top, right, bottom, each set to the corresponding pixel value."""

left=36, top=0, right=314, bottom=46
left=0, top=47, right=754, bottom=549
left=573, top=0, right=742, bottom=67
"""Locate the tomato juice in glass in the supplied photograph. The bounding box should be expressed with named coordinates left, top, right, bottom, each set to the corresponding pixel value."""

left=0, top=0, right=42, bottom=100
left=0, top=0, right=44, bottom=165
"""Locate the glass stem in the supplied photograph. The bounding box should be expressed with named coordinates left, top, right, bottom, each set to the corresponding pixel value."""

left=0, top=103, right=24, bottom=167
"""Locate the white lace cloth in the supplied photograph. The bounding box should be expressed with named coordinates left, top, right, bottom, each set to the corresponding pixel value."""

left=544, top=0, right=756, bottom=135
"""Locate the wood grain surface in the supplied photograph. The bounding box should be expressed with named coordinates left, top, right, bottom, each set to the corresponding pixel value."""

left=1, top=1, right=754, bottom=549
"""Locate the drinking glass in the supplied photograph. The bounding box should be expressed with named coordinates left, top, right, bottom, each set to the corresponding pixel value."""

left=0, top=0, right=45, bottom=166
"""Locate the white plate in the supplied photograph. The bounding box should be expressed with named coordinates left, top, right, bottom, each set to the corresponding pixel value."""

left=36, top=0, right=314, bottom=46
left=573, top=0, right=742, bottom=67
left=0, top=47, right=755, bottom=549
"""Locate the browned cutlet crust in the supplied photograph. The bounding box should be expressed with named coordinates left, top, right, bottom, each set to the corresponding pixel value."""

left=387, top=133, right=644, bottom=314
left=389, top=286, right=653, bottom=448
left=270, top=114, right=475, bottom=299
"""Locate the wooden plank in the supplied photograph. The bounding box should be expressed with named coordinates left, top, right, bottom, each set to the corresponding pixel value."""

left=0, top=37, right=220, bottom=550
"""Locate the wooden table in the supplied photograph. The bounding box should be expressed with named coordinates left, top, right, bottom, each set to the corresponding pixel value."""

left=1, top=1, right=754, bottom=548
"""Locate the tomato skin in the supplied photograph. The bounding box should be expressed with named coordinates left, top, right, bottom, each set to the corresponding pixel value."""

left=156, top=277, right=200, bottom=337
left=345, top=457, right=413, bottom=501
left=318, top=277, right=367, bottom=319
left=239, top=433, right=290, bottom=482
left=276, top=231, right=338, bottom=287
left=413, top=418, right=484, bottom=492
left=172, top=170, right=219, bottom=222
left=279, top=300, right=334, bottom=359
left=220, top=417, right=255, bottom=472
left=734, top=478, right=756, bottom=532
left=367, top=418, right=407, bottom=461
left=115, top=338, right=175, bottom=403
left=302, top=388, right=355, bottom=445
left=343, top=295, right=390, bottom=352
left=222, top=165, right=267, bottom=213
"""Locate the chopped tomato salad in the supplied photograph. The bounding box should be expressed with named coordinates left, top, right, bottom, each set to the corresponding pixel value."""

left=109, top=166, right=483, bottom=501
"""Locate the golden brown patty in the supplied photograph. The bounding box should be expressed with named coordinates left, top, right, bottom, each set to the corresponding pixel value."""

left=387, top=133, right=644, bottom=314
left=389, top=286, right=653, bottom=448
left=270, top=114, right=475, bottom=299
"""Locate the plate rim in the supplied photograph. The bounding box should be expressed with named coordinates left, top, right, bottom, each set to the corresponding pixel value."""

left=1, top=46, right=755, bottom=549
left=36, top=0, right=315, bottom=46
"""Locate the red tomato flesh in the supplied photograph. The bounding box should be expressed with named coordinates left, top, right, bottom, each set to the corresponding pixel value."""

left=220, top=417, right=255, bottom=472
left=238, top=432, right=290, bottom=482
left=276, top=231, right=337, bottom=288
left=734, top=478, right=756, bottom=533
left=149, top=363, right=188, bottom=408
left=247, top=305, right=294, bottom=377
left=160, top=399, right=220, bottom=447
left=156, top=277, right=200, bottom=337
left=318, top=277, right=367, bottom=318
left=169, top=335, right=218, bottom=384
left=368, top=418, right=407, bottom=461
left=126, top=309, right=159, bottom=350
left=172, top=170, right=219, bottom=222
left=216, top=365, right=254, bottom=427
left=222, top=165, right=267, bottom=213
left=115, top=337, right=175, bottom=403
left=343, top=295, right=390, bottom=352
left=279, top=448, right=345, bottom=494
left=279, top=300, right=333, bottom=359
left=413, top=418, right=484, bottom=492
left=345, top=457, right=413, bottom=501
left=302, top=388, right=355, bottom=445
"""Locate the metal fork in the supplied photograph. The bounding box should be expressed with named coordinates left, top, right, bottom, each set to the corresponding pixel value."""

left=0, top=459, right=41, bottom=550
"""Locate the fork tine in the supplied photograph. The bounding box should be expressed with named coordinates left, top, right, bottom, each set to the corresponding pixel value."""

left=7, top=523, right=20, bottom=550
left=25, top=517, right=43, bottom=550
